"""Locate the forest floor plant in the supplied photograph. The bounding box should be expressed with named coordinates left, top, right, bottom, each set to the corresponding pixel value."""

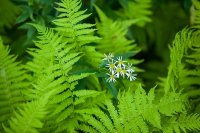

left=0, top=0, right=200, bottom=133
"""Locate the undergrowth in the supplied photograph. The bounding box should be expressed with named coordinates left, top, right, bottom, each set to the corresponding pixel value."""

left=0, top=0, right=200, bottom=133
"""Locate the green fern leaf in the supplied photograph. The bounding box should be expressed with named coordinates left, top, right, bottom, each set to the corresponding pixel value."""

left=106, top=100, right=121, bottom=131
left=3, top=92, right=52, bottom=133
left=67, top=73, right=93, bottom=83
left=158, top=92, right=186, bottom=116
left=162, top=113, right=200, bottom=133
left=0, top=37, right=28, bottom=131
left=135, top=85, right=161, bottom=129
left=81, top=46, right=103, bottom=68
left=116, top=0, right=152, bottom=27
left=24, top=24, right=80, bottom=132
left=191, top=0, right=200, bottom=26
left=78, top=124, right=98, bottom=133
left=161, top=28, right=193, bottom=93
left=53, top=0, right=103, bottom=68
left=53, top=0, right=99, bottom=46
left=95, top=5, right=140, bottom=55
left=77, top=86, right=163, bottom=133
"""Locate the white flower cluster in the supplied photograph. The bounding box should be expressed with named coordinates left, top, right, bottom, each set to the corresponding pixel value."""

left=103, top=53, right=137, bottom=83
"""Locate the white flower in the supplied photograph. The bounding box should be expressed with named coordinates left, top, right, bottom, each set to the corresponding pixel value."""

left=103, top=53, right=137, bottom=83
left=103, top=53, right=114, bottom=61
left=126, top=72, right=137, bottom=81
left=116, top=56, right=126, bottom=68
left=106, top=59, right=116, bottom=72
left=126, top=63, right=134, bottom=73
left=106, top=71, right=117, bottom=83
left=120, top=69, right=127, bottom=78
left=115, top=66, right=122, bottom=78
left=115, top=66, right=126, bottom=78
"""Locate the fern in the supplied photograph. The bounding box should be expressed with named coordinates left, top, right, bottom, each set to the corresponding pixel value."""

left=51, top=0, right=104, bottom=93
left=3, top=91, right=53, bottom=133
left=77, top=84, right=200, bottom=133
left=157, top=28, right=200, bottom=121
left=24, top=23, right=104, bottom=132
left=77, top=85, right=162, bottom=133
left=158, top=91, right=186, bottom=116
left=1, top=1, right=200, bottom=133
left=162, top=114, right=200, bottom=133
left=94, top=5, right=143, bottom=91
left=159, top=28, right=200, bottom=95
left=116, top=0, right=152, bottom=27
left=158, top=27, right=200, bottom=132
left=0, top=37, right=28, bottom=131
left=52, top=0, right=103, bottom=68
left=191, top=0, right=200, bottom=26
left=95, top=5, right=140, bottom=55
left=53, top=0, right=99, bottom=45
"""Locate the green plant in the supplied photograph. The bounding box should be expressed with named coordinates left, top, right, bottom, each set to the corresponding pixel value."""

left=1, top=0, right=200, bottom=133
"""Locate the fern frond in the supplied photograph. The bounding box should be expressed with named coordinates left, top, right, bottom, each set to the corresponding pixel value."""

left=78, top=124, right=98, bottom=133
left=67, top=73, right=92, bottom=83
left=26, top=24, right=81, bottom=79
left=134, top=85, right=161, bottom=129
left=81, top=46, right=103, bottom=68
left=116, top=0, right=152, bottom=27
left=158, top=92, right=186, bottom=116
left=25, top=26, right=58, bottom=78
left=77, top=85, right=163, bottom=132
left=157, top=27, right=200, bottom=132
left=160, top=28, right=193, bottom=93
left=95, top=6, right=140, bottom=55
left=106, top=100, right=121, bottom=131
left=85, top=75, right=101, bottom=91
left=0, top=37, right=28, bottom=131
left=28, top=23, right=104, bottom=132
left=74, top=89, right=102, bottom=98
left=52, top=95, right=104, bottom=133
left=191, top=0, right=200, bottom=26
left=158, top=28, right=200, bottom=110
left=162, top=113, right=200, bottom=133
left=77, top=108, right=117, bottom=133
left=53, top=0, right=99, bottom=46
left=53, top=0, right=103, bottom=68
left=3, top=93, right=52, bottom=133
left=77, top=85, right=199, bottom=133
left=83, top=114, right=109, bottom=132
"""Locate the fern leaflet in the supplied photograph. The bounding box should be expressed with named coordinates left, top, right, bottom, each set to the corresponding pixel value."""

left=0, top=37, right=28, bottom=131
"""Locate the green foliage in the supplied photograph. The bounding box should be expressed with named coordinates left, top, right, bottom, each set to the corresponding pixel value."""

left=25, top=23, right=103, bottom=132
left=161, top=28, right=192, bottom=93
left=0, top=37, right=28, bottom=131
left=116, top=0, right=152, bottom=27
left=53, top=0, right=103, bottom=68
left=95, top=5, right=143, bottom=90
left=3, top=94, right=51, bottom=133
left=77, top=86, right=158, bottom=133
left=95, top=5, right=140, bottom=55
left=162, top=114, right=200, bottom=133
left=191, top=0, right=200, bottom=26
left=53, top=0, right=99, bottom=45
left=0, top=0, right=200, bottom=133
left=0, top=0, right=21, bottom=30
left=137, top=1, right=189, bottom=88
left=77, top=85, right=199, bottom=133
left=159, top=28, right=200, bottom=99
left=158, top=91, right=186, bottom=116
